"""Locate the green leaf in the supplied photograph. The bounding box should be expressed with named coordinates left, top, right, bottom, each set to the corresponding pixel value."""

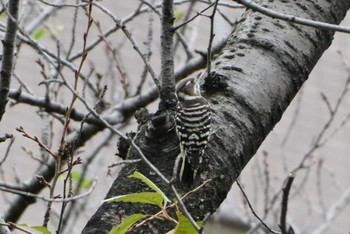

left=128, top=171, right=170, bottom=203
left=71, top=171, right=79, bottom=182
left=19, top=224, right=51, bottom=234
left=103, top=192, right=164, bottom=207
left=108, top=214, right=145, bottom=234
left=31, top=226, right=52, bottom=234
left=71, top=171, right=91, bottom=189
left=0, top=12, right=7, bottom=20
left=174, top=211, right=202, bottom=234
left=31, top=28, right=46, bottom=40
left=174, top=10, right=183, bottom=23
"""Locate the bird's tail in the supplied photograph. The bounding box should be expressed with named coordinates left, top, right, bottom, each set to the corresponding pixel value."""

left=178, top=150, right=203, bottom=184
left=179, top=155, right=194, bottom=184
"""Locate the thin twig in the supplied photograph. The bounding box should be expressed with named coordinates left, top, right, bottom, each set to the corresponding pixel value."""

left=0, top=133, right=13, bottom=143
left=0, top=180, right=97, bottom=203
left=281, top=88, right=304, bottom=147
left=57, top=150, right=75, bottom=233
left=146, top=0, right=197, bottom=61
left=171, top=184, right=200, bottom=231
left=14, top=23, right=99, bottom=95
left=172, top=0, right=196, bottom=57
left=279, top=172, right=295, bottom=234
left=21, top=146, right=51, bottom=167
left=135, top=2, right=155, bottom=95
left=236, top=180, right=280, bottom=234
left=25, top=0, right=66, bottom=34
left=37, top=0, right=88, bottom=8
left=0, top=221, right=35, bottom=234
left=108, top=159, right=142, bottom=168
left=16, top=126, right=57, bottom=159
left=262, top=151, right=270, bottom=216
left=312, top=187, right=350, bottom=234
left=172, top=2, right=216, bottom=31
left=12, top=72, right=34, bottom=94
left=60, top=131, right=114, bottom=233
left=66, top=0, right=79, bottom=59
left=316, top=159, right=327, bottom=219
left=131, top=179, right=211, bottom=231
left=209, top=0, right=235, bottom=26
left=206, top=0, right=219, bottom=76
left=0, top=136, right=14, bottom=166
left=92, top=1, right=160, bottom=91
left=294, top=53, right=350, bottom=171
left=94, top=20, right=129, bottom=98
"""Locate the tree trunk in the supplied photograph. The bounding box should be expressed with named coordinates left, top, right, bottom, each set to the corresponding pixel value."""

left=82, top=1, right=350, bottom=233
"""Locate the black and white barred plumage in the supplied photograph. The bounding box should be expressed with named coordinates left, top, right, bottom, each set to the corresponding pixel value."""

left=175, top=76, right=211, bottom=182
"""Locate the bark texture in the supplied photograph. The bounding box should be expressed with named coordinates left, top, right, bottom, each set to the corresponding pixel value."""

left=83, top=1, right=350, bottom=233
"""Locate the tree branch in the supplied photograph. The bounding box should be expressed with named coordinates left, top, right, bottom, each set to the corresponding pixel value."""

left=0, top=180, right=96, bottom=203
left=279, top=173, right=295, bottom=234
left=236, top=180, right=279, bottom=234
left=2, top=123, right=104, bottom=222
left=159, top=0, right=176, bottom=110
left=235, top=0, right=350, bottom=33
left=0, top=0, right=20, bottom=121
left=92, top=1, right=160, bottom=91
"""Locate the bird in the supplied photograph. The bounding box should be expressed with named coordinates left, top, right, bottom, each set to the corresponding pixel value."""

left=175, top=76, right=211, bottom=183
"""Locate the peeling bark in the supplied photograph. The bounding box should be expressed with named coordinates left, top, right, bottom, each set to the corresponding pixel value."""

left=82, top=1, right=350, bottom=233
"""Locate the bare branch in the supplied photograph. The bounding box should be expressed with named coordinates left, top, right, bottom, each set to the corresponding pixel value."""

left=25, top=0, right=66, bottom=34
left=131, top=179, right=211, bottom=232
left=141, top=0, right=195, bottom=60
left=206, top=0, right=219, bottom=76
left=172, top=2, right=216, bottom=31
left=0, top=136, right=14, bottom=166
left=279, top=172, right=295, bottom=234
left=108, top=159, right=142, bottom=168
left=0, top=180, right=96, bottom=203
left=16, top=126, right=57, bottom=159
left=171, top=184, right=200, bottom=231
left=66, top=0, right=79, bottom=59
left=94, top=21, right=130, bottom=98
left=0, top=217, right=11, bottom=234
left=0, top=221, right=34, bottom=234
left=135, top=2, right=155, bottom=96
left=0, top=0, right=20, bottom=121
left=312, top=187, right=350, bottom=234
left=92, top=1, right=160, bottom=91
left=38, top=0, right=88, bottom=7
left=236, top=180, right=280, bottom=234
left=8, top=89, right=90, bottom=121
left=0, top=133, right=13, bottom=143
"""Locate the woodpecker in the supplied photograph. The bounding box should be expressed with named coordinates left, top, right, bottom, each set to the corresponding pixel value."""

left=175, top=76, right=211, bottom=183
